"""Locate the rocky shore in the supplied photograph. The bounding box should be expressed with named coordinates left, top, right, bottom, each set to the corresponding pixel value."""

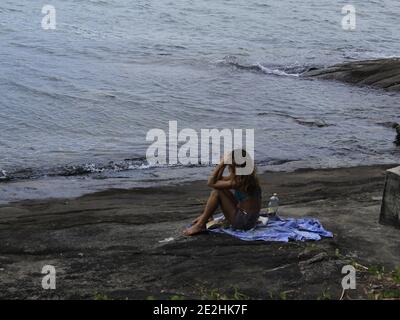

left=0, top=165, right=399, bottom=300
left=303, top=58, right=400, bottom=91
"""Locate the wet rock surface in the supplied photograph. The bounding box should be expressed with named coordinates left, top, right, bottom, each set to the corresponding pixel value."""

left=380, top=166, right=400, bottom=228
left=303, top=58, right=400, bottom=91
left=0, top=165, right=399, bottom=299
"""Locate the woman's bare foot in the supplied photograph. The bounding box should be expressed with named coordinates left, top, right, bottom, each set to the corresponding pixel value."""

left=192, top=217, right=200, bottom=225
left=183, top=223, right=206, bottom=236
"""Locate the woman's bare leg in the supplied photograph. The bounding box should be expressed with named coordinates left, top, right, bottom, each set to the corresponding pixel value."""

left=184, top=189, right=237, bottom=236
left=184, top=190, right=219, bottom=235
left=216, top=189, right=237, bottom=224
left=192, top=191, right=220, bottom=224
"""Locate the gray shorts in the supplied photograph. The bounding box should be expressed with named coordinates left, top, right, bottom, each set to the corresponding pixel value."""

left=231, top=209, right=259, bottom=231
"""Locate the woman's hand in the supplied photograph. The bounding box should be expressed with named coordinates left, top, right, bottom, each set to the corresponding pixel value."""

left=220, top=152, right=233, bottom=166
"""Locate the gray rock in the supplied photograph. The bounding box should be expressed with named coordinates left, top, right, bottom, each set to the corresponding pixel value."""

left=1, top=165, right=400, bottom=299
left=299, top=252, right=328, bottom=266
left=303, top=58, right=400, bottom=91
left=380, top=166, right=400, bottom=228
left=393, top=123, right=400, bottom=146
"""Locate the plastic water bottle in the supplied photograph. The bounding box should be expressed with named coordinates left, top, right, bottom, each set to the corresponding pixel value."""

left=267, top=193, right=279, bottom=216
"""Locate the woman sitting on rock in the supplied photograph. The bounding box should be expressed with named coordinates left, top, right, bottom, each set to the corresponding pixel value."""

left=184, top=149, right=262, bottom=236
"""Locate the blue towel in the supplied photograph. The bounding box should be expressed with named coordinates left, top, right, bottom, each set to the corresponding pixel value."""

left=208, top=215, right=333, bottom=242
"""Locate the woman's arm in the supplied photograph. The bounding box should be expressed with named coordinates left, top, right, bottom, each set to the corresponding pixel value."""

left=207, top=162, right=224, bottom=186
left=207, top=162, right=236, bottom=189
left=208, top=179, right=235, bottom=190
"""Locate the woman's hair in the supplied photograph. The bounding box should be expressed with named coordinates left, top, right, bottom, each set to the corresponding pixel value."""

left=230, top=149, right=260, bottom=195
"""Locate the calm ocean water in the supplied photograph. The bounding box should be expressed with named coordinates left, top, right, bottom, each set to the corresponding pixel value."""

left=0, top=0, right=399, bottom=202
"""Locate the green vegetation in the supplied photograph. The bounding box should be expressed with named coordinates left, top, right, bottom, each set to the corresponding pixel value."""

left=146, top=294, right=186, bottom=300
left=169, top=295, right=186, bottom=300
left=146, top=286, right=249, bottom=300
left=98, top=263, right=400, bottom=300
left=267, top=290, right=296, bottom=300
left=393, top=267, right=400, bottom=284
left=317, top=290, right=332, bottom=300
left=357, top=264, right=400, bottom=300
left=199, top=287, right=250, bottom=300
left=380, top=290, right=400, bottom=299
left=368, top=265, right=386, bottom=280
left=94, top=293, right=112, bottom=300
left=279, top=291, right=287, bottom=300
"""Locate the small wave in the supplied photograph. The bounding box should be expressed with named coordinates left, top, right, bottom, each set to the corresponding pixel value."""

left=0, top=170, right=9, bottom=181
left=6, top=80, right=107, bottom=105
left=294, top=118, right=331, bottom=128
left=257, top=158, right=299, bottom=166
left=88, top=0, right=110, bottom=5
left=0, top=157, right=205, bottom=183
left=216, top=56, right=303, bottom=77
left=0, top=155, right=300, bottom=183
left=54, top=158, right=150, bottom=177
left=257, top=112, right=331, bottom=128
left=1, top=7, right=23, bottom=13
left=342, top=49, right=400, bottom=61
left=377, top=121, right=399, bottom=128
left=256, top=64, right=300, bottom=77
